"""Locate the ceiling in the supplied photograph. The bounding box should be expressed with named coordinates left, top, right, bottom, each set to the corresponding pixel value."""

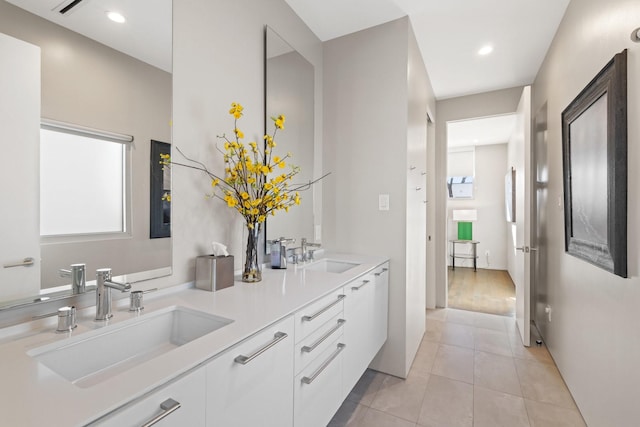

left=8, top=0, right=571, bottom=100
left=285, top=0, right=571, bottom=100
left=7, top=0, right=172, bottom=73
left=447, top=114, right=516, bottom=148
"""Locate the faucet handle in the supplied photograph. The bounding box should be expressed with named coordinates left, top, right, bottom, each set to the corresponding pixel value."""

left=33, top=306, right=77, bottom=333
left=129, top=288, right=158, bottom=312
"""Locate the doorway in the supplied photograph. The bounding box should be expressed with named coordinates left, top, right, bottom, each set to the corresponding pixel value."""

left=444, top=114, right=517, bottom=317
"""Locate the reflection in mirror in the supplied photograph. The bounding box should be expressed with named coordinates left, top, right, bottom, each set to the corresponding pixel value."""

left=264, top=26, right=315, bottom=246
left=0, top=0, right=172, bottom=309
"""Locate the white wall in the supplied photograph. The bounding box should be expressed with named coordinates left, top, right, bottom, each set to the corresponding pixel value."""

left=155, top=0, right=323, bottom=290
left=531, top=0, right=640, bottom=424
left=324, top=17, right=435, bottom=377
left=447, top=143, right=509, bottom=271
left=434, top=87, right=523, bottom=306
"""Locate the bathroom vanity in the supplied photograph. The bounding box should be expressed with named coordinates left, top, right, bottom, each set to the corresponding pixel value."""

left=0, top=253, right=389, bottom=427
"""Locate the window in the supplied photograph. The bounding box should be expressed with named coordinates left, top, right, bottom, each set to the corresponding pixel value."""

left=40, top=120, right=131, bottom=237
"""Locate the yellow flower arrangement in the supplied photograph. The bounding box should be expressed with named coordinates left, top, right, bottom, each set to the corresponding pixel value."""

left=161, top=102, right=302, bottom=228
left=160, top=102, right=326, bottom=282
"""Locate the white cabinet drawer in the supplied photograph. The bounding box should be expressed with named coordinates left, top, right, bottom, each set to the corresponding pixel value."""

left=206, top=315, right=294, bottom=427
left=294, top=338, right=346, bottom=427
left=90, top=368, right=206, bottom=427
left=294, top=289, right=345, bottom=343
left=294, top=312, right=345, bottom=375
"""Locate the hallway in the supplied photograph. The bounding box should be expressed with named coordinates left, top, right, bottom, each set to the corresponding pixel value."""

left=329, top=308, right=585, bottom=427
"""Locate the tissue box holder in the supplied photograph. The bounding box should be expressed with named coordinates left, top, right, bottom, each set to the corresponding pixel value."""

left=195, top=255, right=234, bottom=292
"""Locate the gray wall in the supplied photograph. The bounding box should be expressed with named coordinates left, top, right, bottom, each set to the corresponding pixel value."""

left=434, top=87, right=523, bottom=307
left=324, top=17, right=436, bottom=377
left=532, top=0, right=640, bottom=424
left=0, top=1, right=172, bottom=287
left=161, top=0, right=323, bottom=289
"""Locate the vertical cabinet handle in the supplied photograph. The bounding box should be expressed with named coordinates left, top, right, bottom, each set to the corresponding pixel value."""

left=351, top=280, right=370, bottom=291
left=140, top=398, right=181, bottom=427
left=234, top=332, right=288, bottom=365
left=301, top=319, right=346, bottom=353
left=302, top=295, right=345, bottom=321
left=301, top=343, right=346, bottom=385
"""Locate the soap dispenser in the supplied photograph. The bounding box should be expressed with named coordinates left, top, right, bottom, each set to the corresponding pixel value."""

left=270, top=237, right=295, bottom=269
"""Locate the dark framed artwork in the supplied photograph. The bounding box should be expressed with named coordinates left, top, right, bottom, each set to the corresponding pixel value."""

left=150, top=140, right=171, bottom=238
left=561, top=49, right=627, bottom=278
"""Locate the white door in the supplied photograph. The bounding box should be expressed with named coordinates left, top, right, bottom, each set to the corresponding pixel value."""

left=512, top=86, right=533, bottom=346
left=0, top=33, right=41, bottom=301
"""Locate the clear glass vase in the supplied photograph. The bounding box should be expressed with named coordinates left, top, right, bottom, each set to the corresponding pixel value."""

left=242, top=222, right=262, bottom=283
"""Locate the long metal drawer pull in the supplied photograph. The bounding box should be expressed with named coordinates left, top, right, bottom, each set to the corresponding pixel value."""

left=140, top=398, right=181, bottom=427
left=374, top=267, right=389, bottom=276
left=234, top=331, right=288, bottom=365
left=3, top=257, right=35, bottom=268
left=302, top=319, right=346, bottom=353
left=351, top=280, right=370, bottom=291
left=301, top=343, right=346, bottom=385
left=302, top=295, right=345, bottom=322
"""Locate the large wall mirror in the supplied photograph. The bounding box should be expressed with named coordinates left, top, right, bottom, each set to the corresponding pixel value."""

left=264, top=26, right=316, bottom=247
left=0, top=0, right=172, bottom=309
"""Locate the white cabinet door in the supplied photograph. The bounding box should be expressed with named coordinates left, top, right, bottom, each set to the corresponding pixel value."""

left=91, top=368, right=206, bottom=426
left=342, top=273, right=375, bottom=398
left=294, top=337, right=346, bottom=427
left=371, top=263, right=389, bottom=354
left=206, top=316, right=294, bottom=427
left=0, top=33, right=41, bottom=301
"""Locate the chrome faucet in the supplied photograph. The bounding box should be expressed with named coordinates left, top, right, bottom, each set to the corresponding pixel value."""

left=59, top=263, right=86, bottom=294
left=95, top=268, right=131, bottom=321
left=301, top=238, right=321, bottom=262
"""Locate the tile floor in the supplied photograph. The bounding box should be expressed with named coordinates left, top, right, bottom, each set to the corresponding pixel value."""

left=328, top=308, right=586, bottom=427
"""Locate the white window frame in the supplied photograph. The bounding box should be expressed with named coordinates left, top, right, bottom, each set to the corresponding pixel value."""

left=39, top=119, right=133, bottom=243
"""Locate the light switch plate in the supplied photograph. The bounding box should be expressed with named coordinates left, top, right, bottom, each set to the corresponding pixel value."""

left=379, top=194, right=390, bottom=211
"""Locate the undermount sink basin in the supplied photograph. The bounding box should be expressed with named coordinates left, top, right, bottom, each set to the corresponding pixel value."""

left=303, top=259, right=361, bottom=274
left=28, top=306, right=233, bottom=388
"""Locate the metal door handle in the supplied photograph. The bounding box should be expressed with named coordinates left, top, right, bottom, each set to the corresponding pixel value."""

left=140, top=398, right=181, bottom=427
left=301, top=319, right=346, bottom=353
left=302, top=295, right=345, bottom=321
left=351, top=280, right=370, bottom=291
left=301, top=343, right=346, bottom=385
left=3, top=257, right=35, bottom=268
left=234, top=332, right=288, bottom=365
left=516, top=246, right=530, bottom=253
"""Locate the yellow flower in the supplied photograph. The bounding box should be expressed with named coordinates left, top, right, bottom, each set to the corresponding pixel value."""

left=211, top=178, right=220, bottom=187
left=264, top=182, right=273, bottom=190
left=229, top=102, right=244, bottom=119
left=258, top=215, right=266, bottom=223
left=234, top=128, right=244, bottom=139
left=224, top=194, right=237, bottom=207
left=251, top=198, right=262, bottom=206
left=260, top=165, right=271, bottom=174
left=162, top=192, right=171, bottom=202
left=294, top=192, right=301, bottom=205
left=278, top=161, right=286, bottom=169
left=240, top=192, right=249, bottom=200
left=274, top=114, right=285, bottom=129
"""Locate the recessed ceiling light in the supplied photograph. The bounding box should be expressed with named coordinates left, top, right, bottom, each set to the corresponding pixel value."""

left=478, top=45, right=493, bottom=56
left=106, top=11, right=126, bottom=24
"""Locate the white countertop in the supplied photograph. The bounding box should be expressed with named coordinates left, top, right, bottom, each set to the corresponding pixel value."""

left=0, top=253, right=388, bottom=427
